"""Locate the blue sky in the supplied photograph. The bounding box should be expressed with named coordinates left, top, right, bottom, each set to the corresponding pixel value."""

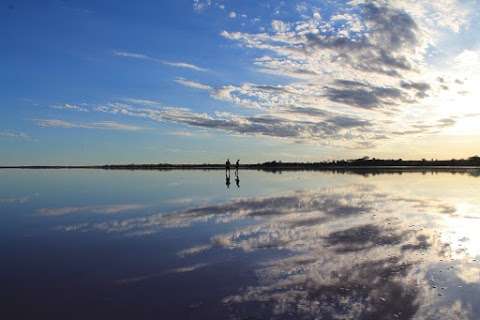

left=2, top=0, right=480, bottom=165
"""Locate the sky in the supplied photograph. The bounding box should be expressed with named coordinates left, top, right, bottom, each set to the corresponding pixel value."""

left=1, top=0, right=480, bottom=165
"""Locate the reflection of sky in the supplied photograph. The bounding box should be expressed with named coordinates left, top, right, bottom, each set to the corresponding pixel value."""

left=2, top=170, right=480, bottom=318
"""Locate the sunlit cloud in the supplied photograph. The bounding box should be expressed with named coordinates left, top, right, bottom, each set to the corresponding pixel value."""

left=102, top=1, right=476, bottom=152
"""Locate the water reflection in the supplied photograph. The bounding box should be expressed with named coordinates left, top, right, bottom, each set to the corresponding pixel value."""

left=0, top=194, right=36, bottom=204
left=3, top=170, right=480, bottom=319
left=226, top=169, right=240, bottom=189
left=235, top=169, right=240, bottom=188
left=225, top=170, right=231, bottom=189
left=54, top=178, right=480, bottom=319
left=39, top=204, right=146, bottom=216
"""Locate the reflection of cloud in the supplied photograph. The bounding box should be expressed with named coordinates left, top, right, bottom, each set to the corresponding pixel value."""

left=115, top=263, right=209, bottom=285
left=39, top=204, right=146, bottom=216
left=456, top=263, right=480, bottom=284
left=59, top=183, right=480, bottom=318
left=60, top=186, right=383, bottom=234
left=168, top=263, right=209, bottom=274
left=324, top=224, right=407, bottom=252
left=177, top=244, right=212, bottom=257
left=422, top=300, right=472, bottom=320
left=0, top=195, right=33, bottom=204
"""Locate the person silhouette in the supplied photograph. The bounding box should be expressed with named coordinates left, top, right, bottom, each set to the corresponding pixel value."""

left=235, top=159, right=240, bottom=171
left=235, top=175, right=240, bottom=188
left=226, top=158, right=231, bottom=172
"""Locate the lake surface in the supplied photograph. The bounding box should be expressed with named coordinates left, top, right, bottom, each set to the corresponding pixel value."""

left=1, top=169, right=480, bottom=319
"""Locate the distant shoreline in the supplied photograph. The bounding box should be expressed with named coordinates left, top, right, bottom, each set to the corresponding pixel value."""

left=1, top=161, right=480, bottom=172
left=2, top=156, right=480, bottom=170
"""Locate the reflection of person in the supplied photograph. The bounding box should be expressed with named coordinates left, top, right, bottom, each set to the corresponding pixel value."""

left=226, top=173, right=231, bottom=189
left=235, top=175, right=240, bottom=188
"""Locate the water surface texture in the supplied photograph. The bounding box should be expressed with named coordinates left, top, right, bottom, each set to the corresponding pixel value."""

left=2, top=169, right=480, bottom=319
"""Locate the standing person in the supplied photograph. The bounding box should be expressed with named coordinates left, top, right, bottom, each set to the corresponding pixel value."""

left=226, top=158, right=231, bottom=172
left=235, top=159, right=240, bottom=171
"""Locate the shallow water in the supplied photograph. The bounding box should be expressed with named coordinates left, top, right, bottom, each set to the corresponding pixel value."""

left=1, top=169, right=480, bottom=319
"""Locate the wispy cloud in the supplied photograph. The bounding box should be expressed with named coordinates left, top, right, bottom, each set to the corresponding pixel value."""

left=62, top=91, right=459, bottom=149
left=51, top=103, right=89, bottom=112
left=113, top=50, right=208, bottom=72
left=95, top=102, right=379, bottom=148
left=121, top=98, right=162, bottom=107
left=174, top=77, right=212, bottom=90
left=0, top=131, right=31, bottom=140
left=112, top=51, right=149, bottom=59
left=34, top=119, right=147, bottom=131
left=161, top=61, right=208, bottom=72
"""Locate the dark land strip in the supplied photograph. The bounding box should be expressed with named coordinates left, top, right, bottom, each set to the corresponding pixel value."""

left=2, top=157, right=480, bottom=175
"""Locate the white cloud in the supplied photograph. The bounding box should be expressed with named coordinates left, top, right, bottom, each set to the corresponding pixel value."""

left=454, top=49, right=480, bottom=68
left=271, top=20, right=289, bottom=33
left=229, top=11, right=237, bottom=19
